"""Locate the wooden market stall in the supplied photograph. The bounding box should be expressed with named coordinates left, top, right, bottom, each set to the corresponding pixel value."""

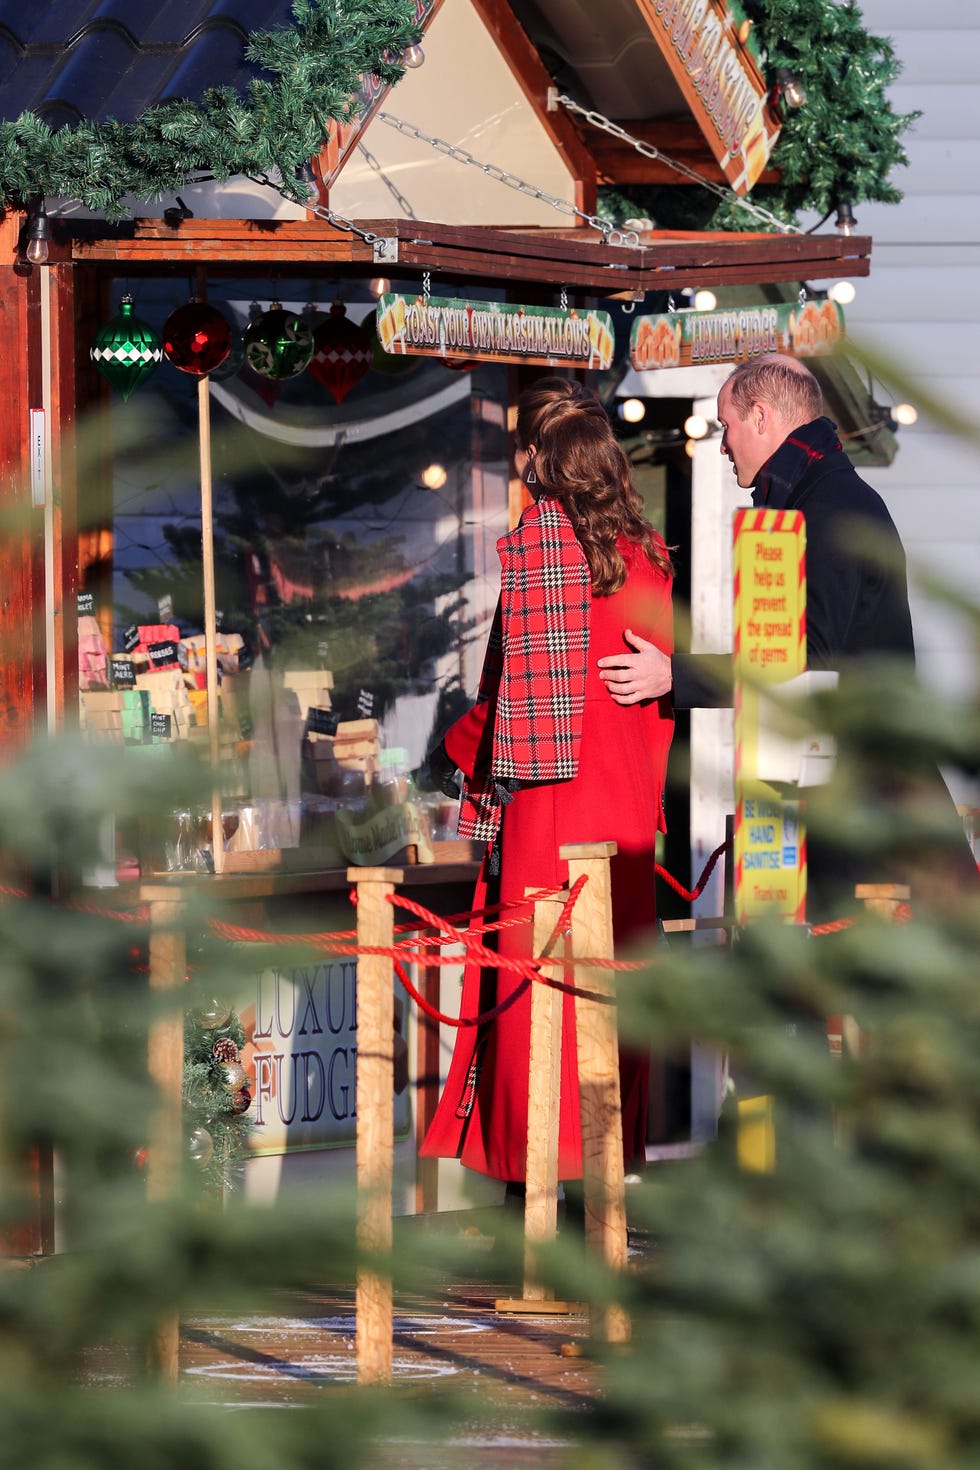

left=0, top=0, right=879, bottom=1256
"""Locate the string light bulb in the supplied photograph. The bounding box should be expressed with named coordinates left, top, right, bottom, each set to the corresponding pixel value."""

left=835, top=202, right=857, bottom=236
left=25, top=201, right=51, bottom=265
left=692, top=289, right=717, bottom=311
left=618, top=398, right=646, bottom=425
left=421, top=462, right=448, bottom=490
left=685, top=440, right=697, bottom=458
left=775, top=68, right=806, bottom=111
left=828, top=280, right=856, bottom=305
left=370, top=276, right=390, bottom=297
left=684, top=414, right=710, bottom=440
left=892, top=402, right=918, bottom=427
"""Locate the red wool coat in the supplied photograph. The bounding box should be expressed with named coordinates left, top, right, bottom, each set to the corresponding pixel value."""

left=420, top=529, right=674, bottom=1183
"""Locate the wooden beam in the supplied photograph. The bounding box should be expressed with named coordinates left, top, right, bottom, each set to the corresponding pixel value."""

left=0, top=217, right=42, bottom=760
left=588, top=116, right=780, bottom=188
left=64, top=217, right=872, bottom=293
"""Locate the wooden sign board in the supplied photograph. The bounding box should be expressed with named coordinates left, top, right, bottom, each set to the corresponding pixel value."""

left=634, top=0, right=782, bottom=193
left=631, top=300, right=845, bottom=371
left=733, top=508, right=807, bottom=925
left=376, top=293, right=615, bottom=370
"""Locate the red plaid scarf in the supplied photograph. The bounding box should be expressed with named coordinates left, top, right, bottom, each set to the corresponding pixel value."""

left=458, top=495, right=590, bottom=841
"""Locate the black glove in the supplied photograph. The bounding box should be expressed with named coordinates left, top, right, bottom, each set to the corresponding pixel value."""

left=427, top=740, right=461, bottom=799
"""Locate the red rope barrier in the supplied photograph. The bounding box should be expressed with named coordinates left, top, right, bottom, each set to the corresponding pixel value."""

left=655, top=839, right=728, bottom=902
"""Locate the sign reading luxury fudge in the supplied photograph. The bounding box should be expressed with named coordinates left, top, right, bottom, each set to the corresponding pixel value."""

left=239, top=962, right=410, bottom=1154
left=631, top=299, right=845, bottom=370
left=376, top=293, right=615, bottom=370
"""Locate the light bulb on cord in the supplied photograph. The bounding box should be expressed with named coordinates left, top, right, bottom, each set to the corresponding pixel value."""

left=618, top=398, right=646, bottom=424
left=685, top=439, right=697, bottom=458
left=25, top=202, right=51, bottom=265
left=684, top=414, right=709, bottom=440
left=834, top=202, right=857, bottom=236
left=892, top=402, right=918, bottom=427
left=692, top=289, right=717, bottom=311
left=828, top=280, right=856, bottom=305
left=421, top=462, right=448, bottom=491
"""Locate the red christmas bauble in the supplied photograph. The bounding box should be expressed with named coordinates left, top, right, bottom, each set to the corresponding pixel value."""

left=231, top=1087, right=252, bottom=1115
left=310, top=302, right=373, bottom=404
left=163, top=300, right=232, bottom=376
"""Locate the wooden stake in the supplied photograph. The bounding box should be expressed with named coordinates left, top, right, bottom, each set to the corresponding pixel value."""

left=497, top=892, right=582, bottom=1316
left=143, top=888, right=186, bottom=1381
left=198, top=373, right=224, bottom=875
left=560, top=841, right=630, bottom=1344
left=350, top=866, right=403, bottom=1384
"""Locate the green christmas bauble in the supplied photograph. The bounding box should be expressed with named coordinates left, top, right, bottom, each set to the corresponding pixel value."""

left=188, top=1126, right=213, bottom=1166
left=243, top=302, right=313, bottom=381
left=90, top=296, right=163, bottom=401
left=194, top=999, right=233, bottom=1030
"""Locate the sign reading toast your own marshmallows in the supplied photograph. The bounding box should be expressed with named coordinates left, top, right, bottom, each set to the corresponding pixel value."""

left=377, top=294, right=615, bottom=370
left=631, top=299, right=845, bottom=371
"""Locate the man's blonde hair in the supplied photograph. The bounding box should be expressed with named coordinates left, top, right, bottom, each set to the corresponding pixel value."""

left=725, top=354, right=823, bottom=426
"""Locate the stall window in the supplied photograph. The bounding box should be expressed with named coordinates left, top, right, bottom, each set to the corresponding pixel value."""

left=77, top=276, right=510, bottom=871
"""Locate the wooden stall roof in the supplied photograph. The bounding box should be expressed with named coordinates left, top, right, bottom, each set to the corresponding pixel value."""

left=61, top=215, right=871, bottom=293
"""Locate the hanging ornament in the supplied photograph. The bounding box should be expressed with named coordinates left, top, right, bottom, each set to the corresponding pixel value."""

left=370, top=333, right=418, bottom=377
left=193, top=999, right=233, bottom=1030
left=162, top=299, right=231, bottom=376
left=243, top=302, right=313, bottom=381
left=217, top=1059, right=248, bottom=1092
left=211, top=1037, right=240, bottom=1064
left=309, top=301, right=373, bottom=403
left=188, top=1127, right=214, bottom=1166
left=90, top=296, right=162, bottom=401
left=231, top=1087, right=252, bottom=1116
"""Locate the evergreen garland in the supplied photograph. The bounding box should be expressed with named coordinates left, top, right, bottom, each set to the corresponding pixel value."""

left=0, top=0, right=420, bottom=218
left=603, top=0, right=920, bottom=232
left=182, top=1007, right=253, bottom=1195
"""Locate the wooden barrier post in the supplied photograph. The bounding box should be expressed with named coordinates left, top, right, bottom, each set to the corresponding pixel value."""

left=560, top=841, right=629, bottom=1344
left=350, top=866, right=403, bottom=1385
left=142, top=887, right=186, bottom=1382
left=497, top=892, right=582, bottom=1315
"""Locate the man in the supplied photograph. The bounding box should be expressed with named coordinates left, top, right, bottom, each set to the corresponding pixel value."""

left=598, top=353, right=976, bottom=909
left=598, top=353, right=913, bottom=704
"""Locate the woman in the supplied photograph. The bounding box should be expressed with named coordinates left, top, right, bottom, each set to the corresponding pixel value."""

left=421, top=378, right=674, bottom=1185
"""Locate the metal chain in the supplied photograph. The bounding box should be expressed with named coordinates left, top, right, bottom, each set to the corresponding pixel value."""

left=248, top=172, right=384, bottom=246
left=376, top=112, right=640, bottom=247
left=555, top=94, right=803, bottom=237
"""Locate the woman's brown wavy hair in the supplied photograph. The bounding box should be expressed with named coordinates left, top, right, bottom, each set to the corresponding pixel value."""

left=516, top=377, right=673, bottom=595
